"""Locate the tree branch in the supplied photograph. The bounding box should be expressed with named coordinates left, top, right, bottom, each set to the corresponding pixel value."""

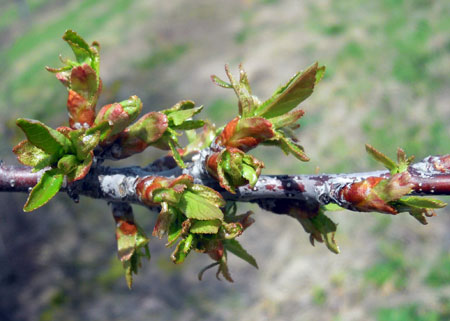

left=1, top=154, right=449, bottom=215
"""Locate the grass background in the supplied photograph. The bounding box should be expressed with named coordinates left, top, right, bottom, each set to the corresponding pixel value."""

left=0, top=0, right=449, bottom=320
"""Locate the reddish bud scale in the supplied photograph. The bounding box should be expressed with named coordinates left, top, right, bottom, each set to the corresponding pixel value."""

left=56, top=126, right=73, bottom=136
left=68, top=90, right=95, bottom=128
left=205, top=151, right=222, bottom=180
left=434, top=155, right=450, bottom=173
left=215, top=116, right=275, bottom=151
left=216, top=117, right=239, bottom=147
left=207, top=241, right=224, bottom=261
left=136, top=175, right=194, bottom=206
left=236, top=211, right=255, bottom=230
left=116, top=219, right=138, bottom=236
left=340, top=176, right=397, bottom=214
left=114, top=112, right=168, bottom=159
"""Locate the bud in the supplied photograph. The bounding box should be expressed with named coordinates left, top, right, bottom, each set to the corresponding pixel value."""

left=206, top=147, right=264, bottom=193
left=95, top=96, right=143, bottom=142
left=57, top=154, right=79, bottom=174
left=114, top=112, right=168, bottom=158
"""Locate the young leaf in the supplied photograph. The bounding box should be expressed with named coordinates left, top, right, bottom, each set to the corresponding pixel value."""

left=16, top=118, right=72, bottom=155
left=178, top=191, right=224, bottom=220
left=365, top=144, right=397, bottom=172
left=190, top=220, right=221, bottom=234
left=70, top=64, right=98, bottom=100
left=171, top=120, right=205, bottom=130
left=124, top=112, right=168, bottom=144
left=211, top=75, right=232, bottom=88
left=63, top=29, right=94, bottom=65
left=256, top=62, right=322, bottom=118
left=167, top=106, right=203, bottom=126
left=399, top=196, right=447, bottom=209
left=66, top=151, right=93, bottom=182
left=311, top=211, right=339, bottom=254
left=165, top=137, right=185, bottom=169
left=190, top=184, right=226, bottom=208
left=269, top=109, right=305, bottom=129
left=223, top=239, right=258, bottom=269
left=171, top=236, right=193, bottom=264
left=70, top=130, right=100, bottom=160
left=167, top=210, right=182, bottom=247
left=57, top=154, right=79, bottom=174
left=13, top=140, right=56, bottom=170
left=276, top=134, right=309, bottom=161
left=23, top=168, right=64, bottom=212
left=242, top=164, right=258, bottom=187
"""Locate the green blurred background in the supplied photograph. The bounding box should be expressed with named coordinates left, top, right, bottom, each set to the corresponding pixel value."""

left=0, top=0, right=449, bottom=320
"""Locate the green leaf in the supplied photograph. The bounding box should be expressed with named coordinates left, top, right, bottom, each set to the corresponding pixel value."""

left=167, top=138, right=185, bottom=168
left=23, top=168, right=64, bottom=212
left=190, top=220, right=221, bottom=234
left=171, top=120, right=205, bottom=130
left=126, top=112, right=168, bottom=144
left=224, top=239, right=258, bottom=269
left=256, top=62, right=322, bottom=118
left=322, top=203, right=345, bottom=211
left=399, top=196, right=447, bottom=209
left=87, top=121, right=112, bottom=141
left=269, top=109, right=305, bottom=129
left=16, top=118, right=72, bottom=156
left=190, top=184, right=226, bottom=208
left=116, top=221, right=150, bottom=288
left=277, top=134, right=309, bottom=161
left=178, top=191, right=224, bottom=221
left=167, top=213, right=182, bottom=247
left=70, top=130, right=100, bottom=160
left=167, top=106, right=203, bottom=126
left=152, top=188, right=181, bottom=204
left=242, top=164, right=258, bottom=187
left=365, top=144, right=397, bottom=172
left=66, top=151, right=93, bottom=182
left=171, top=236, right=193, bottom=264
left=57, top=154, right=79, bottom=174
left=13, top=140, right=56, bottom=170
left=311, top=211, right=339, bottom=254
left=70, top=64, right=98, bottom=100
left=63, top=29, right=93, bottom=64
left=211, top=75, right=232, bottom=88
left=315, top=65, right=326, bottom=85
left=408, top=208, right=429, bottom=225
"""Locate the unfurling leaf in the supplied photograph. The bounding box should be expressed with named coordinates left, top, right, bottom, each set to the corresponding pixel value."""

left=212, top=65, right=260, bottom=117
left=95, top=96, right=142, bottom=140
left=296, top=209, right=339, bottom=254
left=255, top=62, right=324, bottom=118
left=179, top=191, right=224, bottom=220
left=365, top=144, right=415, bottom=175
left=13, top=140, right=56, bottom=170
left=216, top=117, right=275, bottom=151
left=16, top=118, right=72, bottom=156
left=399, top=196, right=447, bottom=209
left=190, top=184, right=226, bottom=208
left=206, top=148, right=264, bottom=193
left=66, top=151, right=93, bottom=182
left=23, top=168, right=64, bottom=212
left=116, top=111, right=169, bottom=158
left=69, top=130, right=100, bottom=160
left=57, top=154, right=79, bottom=174
left=366, top=144, right=397, bottom=172
left=115, top=218, right=150, bottom=289
left=190, top=220, right=221, bottom=234
left=223, top=239, right=258, bottom=268
left=171, top=235, right=194, bottom=264
left=275, top=133, right=310, bottom=161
